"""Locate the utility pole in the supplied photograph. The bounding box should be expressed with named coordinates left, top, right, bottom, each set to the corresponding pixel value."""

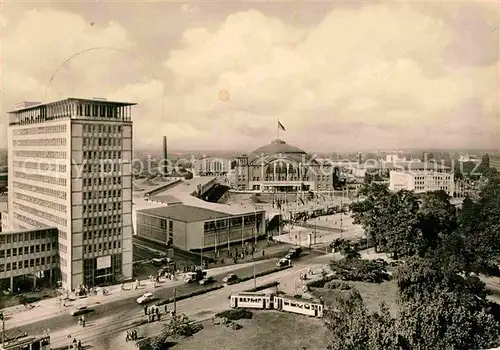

left=340, top=187, right=344, bottom=239
left=200, top=233, right=204, bottom=268
left=173, top=287, right=177, bottom=338
left=173, top=288, right=177, bottom=317
left=253, top=258, right=256, bottom=290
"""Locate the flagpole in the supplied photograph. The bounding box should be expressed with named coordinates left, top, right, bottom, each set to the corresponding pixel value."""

left=277, top=117, right=280, bottom=140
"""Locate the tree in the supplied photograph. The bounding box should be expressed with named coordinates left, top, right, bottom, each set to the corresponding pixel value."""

left=383, top=190, right=422, bottom=259
left=395, top=258, right=499, bottom=349
left=330, top=238, right=360, bottom=259
left=351, top=183, right=392, bottom=252
left=324, top=290, right=400, bottom=350
left=441, top=179, right=500, bottom=274
left=417, top=191, right=457, bottom=253
left=398, top=289, right=500, bottom=350
left=351, top=185, right=424, bottom=258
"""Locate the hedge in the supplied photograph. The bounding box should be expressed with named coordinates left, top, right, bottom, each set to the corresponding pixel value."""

left=228, top=265, right=292, bottom=285
left=215, top=309, right=253, bottom=321
left=155, top=285, right=224, bottom=306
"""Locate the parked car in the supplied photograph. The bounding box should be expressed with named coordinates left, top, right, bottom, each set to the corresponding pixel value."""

left=222, top=274, right=238, bottom=284
left=136, top=292, right=155, bottom=304
left=70, top=306, right=92, bottom=316
left=199, top=276, right=215, bottom=285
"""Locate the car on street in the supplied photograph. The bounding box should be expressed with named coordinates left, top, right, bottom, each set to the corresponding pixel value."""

left=69, top=306, right=93, bottom=316
left=136, top=292, right=155, bottom=304
left=276, top=258, right=290, bottom=267
left=151, top=258, right=172, bottom=266
left=222, top=274, right=238, bottom=284
left=199, top=276, right=215, bottom=285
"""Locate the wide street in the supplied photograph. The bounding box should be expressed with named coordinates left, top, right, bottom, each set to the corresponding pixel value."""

left=5, top=258, right=283, bottom=337
left=48, top=253, right=333, bottom=349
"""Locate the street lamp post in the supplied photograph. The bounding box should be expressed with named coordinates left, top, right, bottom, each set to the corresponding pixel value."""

left=253, top=258, right=256, bottom=290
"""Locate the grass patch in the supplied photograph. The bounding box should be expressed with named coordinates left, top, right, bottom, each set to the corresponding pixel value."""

left=172, top=310, right=327, bottom=350
left=311, top=280, right=399, bottom=315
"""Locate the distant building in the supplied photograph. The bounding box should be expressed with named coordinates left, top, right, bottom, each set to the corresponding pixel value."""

left=389, top=171, right=454, bottom=196
left=342, top=161, right=448, bottom=180
left=0, top=173, right=7, bottom=189
left=136, top=204, right=266, bottom=251
left=193, top=157, right=230, bottom=176
left=489, top=155, right=500, bottom=172
left=0, top=333, right=50, bottom=350
left=0, top=227, right=58, bottom=292
left=458, top=154, right=480, bottom=163
left=385, top=154, right=406, bottom=162
left=232, top=139, right=340, bottom=192
left=8, top=97, right=135, bottom=290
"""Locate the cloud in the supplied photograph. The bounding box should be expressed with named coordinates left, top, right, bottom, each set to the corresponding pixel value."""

left=181, top=4, right=199, bottom=14
left=159, top=4, right=498, bottom=151
left=2, top=3, right=498, bottom=152
left=1, top=9, right=134, bottom=117
left=0, top=14, right=7, bottom=28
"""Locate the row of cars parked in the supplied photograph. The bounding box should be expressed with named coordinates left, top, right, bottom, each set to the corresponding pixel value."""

left=134, top=272, right=240, bottom=305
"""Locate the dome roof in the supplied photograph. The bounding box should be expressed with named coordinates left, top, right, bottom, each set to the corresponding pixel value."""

left=252, top=139, right=307, bottom=156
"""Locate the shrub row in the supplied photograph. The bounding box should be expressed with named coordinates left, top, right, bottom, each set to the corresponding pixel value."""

left=324, top=280, right=352, bottom=290
left=229, top=265, right=292, bottom=285
left=244, top=281, right=280, bottom=292
left=329, top=259, right=391, bottom=284
left=215, top=309, right=253, bottom=321
left=307, top=275, right=335, bottom=288
left=155, top=285, right=224, bottom=306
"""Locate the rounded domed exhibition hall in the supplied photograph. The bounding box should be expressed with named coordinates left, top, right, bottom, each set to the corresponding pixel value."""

left=231, top=139, right=339, bottom=193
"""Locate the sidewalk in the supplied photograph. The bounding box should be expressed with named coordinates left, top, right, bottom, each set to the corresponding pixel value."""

left=2, top=260, right=271, bottom=328
left=50, top=257, right=332, bottom=349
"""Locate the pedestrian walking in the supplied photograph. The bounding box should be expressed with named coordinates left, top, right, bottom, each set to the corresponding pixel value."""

left=126, top=331, right=130, bottom=342
left=133, top=330, right=138, bottom=340
left=164, top=304, right=168, bottom=313
left=155, top=307, right=159, bottom=316
left=144, top=305, right=147, bottom=315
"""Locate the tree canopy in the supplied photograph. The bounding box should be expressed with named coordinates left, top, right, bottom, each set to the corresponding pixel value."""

left=325, top=258, right=500, bottom=350
left=328, top=181, right=500, bottom=349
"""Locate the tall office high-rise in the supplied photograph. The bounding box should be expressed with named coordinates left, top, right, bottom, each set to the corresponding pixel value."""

left=8, top=98, right=135, bottom=291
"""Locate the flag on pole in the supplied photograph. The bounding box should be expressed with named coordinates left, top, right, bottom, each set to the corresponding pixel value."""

left=278, top=121, right=286, bottom=131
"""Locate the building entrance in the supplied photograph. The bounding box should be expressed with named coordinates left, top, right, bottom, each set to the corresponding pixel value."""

left=83, top=254, right=122, bottom=287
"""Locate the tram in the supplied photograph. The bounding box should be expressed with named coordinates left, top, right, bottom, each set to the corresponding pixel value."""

left=273, top=295, right=324, bottom=317
left=229, top=292, right=324, bottom=318
left=229, top=292, right=274, bottom=309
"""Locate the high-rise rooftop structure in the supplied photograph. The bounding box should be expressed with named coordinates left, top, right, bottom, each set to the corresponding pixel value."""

left=8, top=97, right=136, bottom=290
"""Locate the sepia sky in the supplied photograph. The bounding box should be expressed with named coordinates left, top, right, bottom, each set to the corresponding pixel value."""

left=0, top=1, right=498, bottom=152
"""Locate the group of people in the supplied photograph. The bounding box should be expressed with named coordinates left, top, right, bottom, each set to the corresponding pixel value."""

left=144, top=304, right=168, bottom=322
left=125, top=329, right=138, bottom=342
left=77, top=315, right=86, bottom=327
left=182, top=263, right=207, bottom=273
left=71, top=338, right=82, bottom=349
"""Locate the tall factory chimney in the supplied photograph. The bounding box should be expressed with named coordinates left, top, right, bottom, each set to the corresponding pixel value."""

left=163, top=136, right=169, bottom=175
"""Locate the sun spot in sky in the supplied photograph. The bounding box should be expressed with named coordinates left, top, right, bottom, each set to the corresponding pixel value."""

left=218, top=89, right=230, bottom=102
